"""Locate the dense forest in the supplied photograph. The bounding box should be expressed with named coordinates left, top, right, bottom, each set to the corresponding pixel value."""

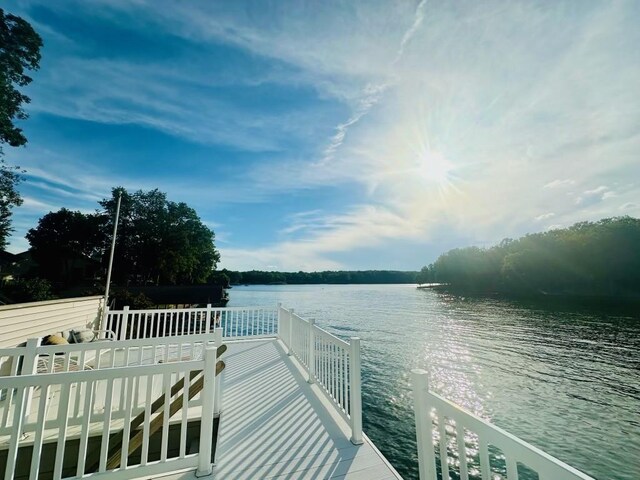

left=417, top=217, right=640, bottom=297
left=220, top=270, right=419, bottom=285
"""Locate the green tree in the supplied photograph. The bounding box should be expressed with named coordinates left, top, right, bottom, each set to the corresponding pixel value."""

left=421, top=216, right=640, bottom=297
left=100, top=188, right=220, bottom=285
left=26, top=208, right=106, bottom=285
left=0, top=9, right=43, bottom=248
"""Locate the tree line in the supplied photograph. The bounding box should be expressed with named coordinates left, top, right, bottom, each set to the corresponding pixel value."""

left=417, top=217, right=640, bottom=297
left=220, top=270, right=419, bottom=286
left=2, top=187, right=220, bottom=302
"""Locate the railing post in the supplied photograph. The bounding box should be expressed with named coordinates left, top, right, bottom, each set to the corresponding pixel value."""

left=213, top=326, right=223, bottom=346
left=277, top=302, right=282, bottom=339
left=197, top=345, right=217, bottom=476
left=120, top=306, right=130, bottom=341
left=214, top=327, right=224, bottom=416
left=205, top=304, right=212, bottom=333
left=411, top=369, right=437, bottom=480
left=22, top=337, right=41, bottom=427
left=103, top=305, right=110, bottom=332
left=349, top=337, right=363, bottom=445
left=307, top=319, right=315, bottom=384
left=287, top=308, right=294, bottom=356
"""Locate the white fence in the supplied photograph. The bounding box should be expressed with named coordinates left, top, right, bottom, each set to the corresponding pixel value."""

left=278, top=306, right=362, bottom=445
left=104, top=305, right=278, bottom=341
left=411, top=370, right=594, bottom=480
left=0, top=334, right=223, bottom=480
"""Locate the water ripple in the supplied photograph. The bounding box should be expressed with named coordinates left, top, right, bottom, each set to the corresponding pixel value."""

left=229, top=285, right=640, bottom=480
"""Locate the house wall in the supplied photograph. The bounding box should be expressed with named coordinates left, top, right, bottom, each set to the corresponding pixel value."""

left=0, top=296, right=104, bottom=347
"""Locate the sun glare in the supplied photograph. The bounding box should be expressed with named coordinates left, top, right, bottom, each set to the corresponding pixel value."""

left=415, top=149, right=454, bottom=186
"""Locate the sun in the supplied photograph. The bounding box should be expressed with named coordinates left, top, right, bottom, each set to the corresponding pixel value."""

left=414, top=149, right=454, bottom=186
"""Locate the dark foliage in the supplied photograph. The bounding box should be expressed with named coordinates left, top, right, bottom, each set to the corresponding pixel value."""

left=25, top=188, right=220, bottom=291
left=418, top=217, right=640, bottom=297
left=26, top=208, right=105, bottom=286
left=225, top=270, right=419, bottom=285
left=0, top=9, right=42, bottom=248
left=100, top=188, right=220, bottom=286
left=4, top=277, right=53, bottom=303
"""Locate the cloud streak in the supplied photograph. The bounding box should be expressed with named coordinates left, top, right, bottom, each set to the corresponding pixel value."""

left=5, top=0, right=640, bottom=269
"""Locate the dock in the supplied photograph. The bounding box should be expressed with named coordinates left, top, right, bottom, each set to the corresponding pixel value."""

left=0, top=298, right=596, bottom=480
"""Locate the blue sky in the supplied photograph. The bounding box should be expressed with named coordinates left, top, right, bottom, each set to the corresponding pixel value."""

left=3, top=0, right=639, bottom=270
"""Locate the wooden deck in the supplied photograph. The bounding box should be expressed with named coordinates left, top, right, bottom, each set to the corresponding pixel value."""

left=161, top=338, right=402, bottom=480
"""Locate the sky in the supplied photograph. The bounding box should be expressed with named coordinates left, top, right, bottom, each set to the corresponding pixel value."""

left=3, top=0, right=639, bottom=271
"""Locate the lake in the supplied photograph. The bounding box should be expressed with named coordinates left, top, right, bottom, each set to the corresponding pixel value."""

left=228, top=284, right=640, bottom=480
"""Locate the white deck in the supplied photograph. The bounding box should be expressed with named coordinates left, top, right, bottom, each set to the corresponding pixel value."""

left=161, top=338, right=402, bottom=480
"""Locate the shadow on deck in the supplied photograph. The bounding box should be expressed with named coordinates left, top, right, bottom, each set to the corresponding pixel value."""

left=162, top=338, right=401, bottom=480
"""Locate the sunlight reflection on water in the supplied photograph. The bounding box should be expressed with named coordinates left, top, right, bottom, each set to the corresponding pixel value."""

left=229, top=284, right=640, bottom=480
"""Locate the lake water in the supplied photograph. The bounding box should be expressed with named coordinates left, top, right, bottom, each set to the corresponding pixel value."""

left=228, top=284, right=640, bottom=480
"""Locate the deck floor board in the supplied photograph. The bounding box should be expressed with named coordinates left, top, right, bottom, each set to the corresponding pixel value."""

left=161, top=338, right=401, bottom=480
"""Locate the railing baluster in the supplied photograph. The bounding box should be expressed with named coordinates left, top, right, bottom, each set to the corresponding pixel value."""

left=479, top=438, right=491, bottom=480
left=141, top=374, right=153, bottom=465
left=99, top=377, right=115, bottom=472
left=161, top=372, right=171, bottom=461
left=136, top=313, right=142, bottom=339
left=53, top=380, right=72, bottom=480
left=438, top=414, right=449, bottom=480
left=456, top=423, right=469, bottom=480
left=121, top=376, right=135, bottom=469
left=331, top=343, right=336, bottom=399
left=29, top=383, right=50, bottom=480
left=76, top=379, right=94, bottom=477
left=4, top=384, right=27, bottom=480
left=180, top=370, right=191, bottom=458
left=506, top=455, right=519, bottom=480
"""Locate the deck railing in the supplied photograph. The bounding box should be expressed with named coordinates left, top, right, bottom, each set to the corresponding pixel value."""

left=278, top=306, right=362, bottom=444
left=104, top=305, right=278, bottom=341
left=411, top=369, right=594, bottom=480
left=0, top=333, right=223, bottom=480
left=0, top=346, right=222, bottom=480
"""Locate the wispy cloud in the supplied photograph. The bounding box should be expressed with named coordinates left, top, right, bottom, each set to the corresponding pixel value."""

left=5, top=0, right=640, bottom=269
left=534, top=213, right=555, bottom=221
left=544, top=179, right=575, bottom=189
left=318, top=0, right=428, bottom=165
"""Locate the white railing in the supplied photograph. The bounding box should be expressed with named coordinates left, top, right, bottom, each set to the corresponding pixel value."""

left=411, top=370, right=594, bottom=480
left=0, top=344, right=221, bottom=480
left=0, top=333, right=221, bottom=433
left=104, top=305, right=278, bottom=341
left=278, top=306, right=362, bottom=444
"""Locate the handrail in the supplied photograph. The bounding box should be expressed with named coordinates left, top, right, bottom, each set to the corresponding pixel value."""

left=105, top=360, right=225, bottom=470
left=278, top=305, right=363, bottom=445
left=89, top=343, right=228, bottom=473
left=411, top=369, right=595, bottom=480
left=104, top=305, right=278, bottom=340
left=0, top=347, right=222, bottom=480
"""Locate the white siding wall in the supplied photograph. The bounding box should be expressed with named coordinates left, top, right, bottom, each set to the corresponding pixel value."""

left=0, top=296, right=104, bottom=347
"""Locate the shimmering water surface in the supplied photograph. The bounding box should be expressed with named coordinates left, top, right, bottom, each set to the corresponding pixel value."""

left=228, top=285, right=640, bottom=480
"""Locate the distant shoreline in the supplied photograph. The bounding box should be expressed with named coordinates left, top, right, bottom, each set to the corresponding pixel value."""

left=422, top=284, right=640, bottom=302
